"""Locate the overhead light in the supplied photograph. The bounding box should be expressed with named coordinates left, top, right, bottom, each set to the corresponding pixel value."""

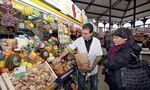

left=92, top=18, right=96, bottom=23
left=139, top=18, right=143, bottom=20
left=128, top=20, right=131, bottom=22
left=146, top=16, right=150, bottom=18
left=81, top=9, right=85, bottom=14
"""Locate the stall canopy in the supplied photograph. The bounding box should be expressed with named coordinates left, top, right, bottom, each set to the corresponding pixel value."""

left=74, top=0, right=150, bottom=22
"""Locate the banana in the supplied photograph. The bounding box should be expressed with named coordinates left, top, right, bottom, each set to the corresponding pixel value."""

left=44, top=15, right=54, bottom=23
left=21, top=6, right=34, bottom=16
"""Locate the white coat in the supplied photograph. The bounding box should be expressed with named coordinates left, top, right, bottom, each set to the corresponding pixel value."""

left=70, top=37, right=103, bottom=75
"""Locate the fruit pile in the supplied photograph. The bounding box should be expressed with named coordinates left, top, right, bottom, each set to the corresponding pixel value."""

left=21, top=6, right=34, bottom=16
left=50, top=61, right=72, bottom=76
left=9, top=62, right=57, bottom=90
left=0, top=1, right=17, bottom=27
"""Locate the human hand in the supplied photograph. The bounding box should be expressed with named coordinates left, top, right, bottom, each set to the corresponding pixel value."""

left=85, top=64, right=93, bottom=72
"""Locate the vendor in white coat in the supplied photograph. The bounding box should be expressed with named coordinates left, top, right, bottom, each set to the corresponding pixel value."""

left=54, top=23, right=103, bottom=90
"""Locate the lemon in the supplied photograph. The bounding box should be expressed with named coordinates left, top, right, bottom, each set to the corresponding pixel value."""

left=27, top=63, right=32, bottom=68
left=0, top=61, right=5, bottom=68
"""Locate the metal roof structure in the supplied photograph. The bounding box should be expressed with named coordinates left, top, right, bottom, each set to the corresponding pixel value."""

left=74, top=0, right=150, bottom=23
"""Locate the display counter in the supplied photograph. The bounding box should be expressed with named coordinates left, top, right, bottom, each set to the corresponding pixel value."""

left=140, top=50, right=150, bottom=62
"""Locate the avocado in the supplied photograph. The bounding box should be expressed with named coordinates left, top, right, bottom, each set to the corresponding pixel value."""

left=5, top=54, right=21, bottom=71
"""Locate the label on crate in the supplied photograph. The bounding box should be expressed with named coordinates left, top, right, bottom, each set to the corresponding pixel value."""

left=14, top=66, right=26, bottom=78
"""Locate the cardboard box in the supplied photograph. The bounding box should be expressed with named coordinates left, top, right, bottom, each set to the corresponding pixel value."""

left=0, top=76, right=7, bottom=90
left=1, top=73, right=15, bottom=90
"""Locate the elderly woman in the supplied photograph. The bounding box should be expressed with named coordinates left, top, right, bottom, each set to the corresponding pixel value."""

left=102, top=27, right=142, bottom=90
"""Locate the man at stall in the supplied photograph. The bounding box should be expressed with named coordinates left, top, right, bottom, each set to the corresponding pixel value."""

left=53, top=23, right=103, bottom=90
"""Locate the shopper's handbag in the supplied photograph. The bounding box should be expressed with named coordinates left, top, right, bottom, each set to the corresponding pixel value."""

left=121, top=53, right=150, bottom=90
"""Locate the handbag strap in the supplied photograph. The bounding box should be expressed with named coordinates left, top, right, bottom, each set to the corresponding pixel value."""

left=129, top=53, right=140, bottom=64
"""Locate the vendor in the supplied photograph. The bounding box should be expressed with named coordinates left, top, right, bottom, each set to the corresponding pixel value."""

left=53, top=23, right=103, bottom=90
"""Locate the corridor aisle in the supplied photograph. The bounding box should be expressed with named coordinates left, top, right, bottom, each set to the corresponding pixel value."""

left=98, top=65, right=109, bottom=90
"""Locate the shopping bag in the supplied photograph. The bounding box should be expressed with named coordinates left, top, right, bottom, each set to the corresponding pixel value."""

left=74, top=53, right=90, bottom=72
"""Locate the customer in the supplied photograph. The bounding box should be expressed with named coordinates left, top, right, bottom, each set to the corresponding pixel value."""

left=102, top=27, right=142, bottom=90
left=53, top=23, right=103, bottom=90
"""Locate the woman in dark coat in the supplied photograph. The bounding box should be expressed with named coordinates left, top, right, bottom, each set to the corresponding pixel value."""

left=102, top=27, right=142, bottom=90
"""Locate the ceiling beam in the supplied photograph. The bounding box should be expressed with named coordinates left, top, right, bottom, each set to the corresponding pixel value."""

left=75, top=1, right=125, bottom=11
left=86, top=11, right=123, bottom=18
left=85, top=0, right=95, bottom=12
left=127, top=1, right=150, bottom=11
left=125, top=9, right=150, bottom=18
left=98, top=0, right=122, bottom=19
left=120, top=0, right=131, bottom=23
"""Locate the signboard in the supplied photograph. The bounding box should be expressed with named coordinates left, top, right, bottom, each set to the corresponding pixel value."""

left=44, top=0, right=61, bottom=10
left=41, top=0, right=84, bottom=22
left=16, top=0, right=83, bottom=25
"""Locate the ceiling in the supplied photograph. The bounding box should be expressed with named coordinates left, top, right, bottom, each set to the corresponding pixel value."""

left=74, top=0, right=150, bottom=23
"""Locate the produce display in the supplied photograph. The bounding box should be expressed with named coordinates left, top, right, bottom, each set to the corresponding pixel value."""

left=5, top=54, right=21, bottom=71
left=0, top=60, right=5, bottom=69
left=21, top=6, right=34, bottom=16
left=0, top=0, right=83, bottom=89
left=0, top=1, right=17, bottom=27
left=9, top=62, right=57, bottom=90
left=24, top=20, right=34, bottom=30
left=50, top=60, right=73, bottom=77
left=0, top=39, right=15, bottom=52
left=44, top=15, right=55, bottom=23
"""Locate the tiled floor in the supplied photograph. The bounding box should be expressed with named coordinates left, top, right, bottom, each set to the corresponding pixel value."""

left=98, top=65, right=109, bottom=90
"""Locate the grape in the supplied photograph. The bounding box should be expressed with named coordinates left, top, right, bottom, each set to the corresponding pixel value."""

left=1, top=1, right=15, bottom=14
left=0, top=0, right=17, bottom=27
left=1, top=14, right=17, bottom=27
left=38, top=23, right=44, bottom=32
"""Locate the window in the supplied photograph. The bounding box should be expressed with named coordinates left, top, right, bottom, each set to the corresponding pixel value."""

left=105, top=23, right=110, bottom=31
left=123, top=23, right=131, bottom=28
left=98, top=22, right=105, bottom=32
left=98, top=22, right=104, bottom=27
left=135, top=20, right=144, bottom=27
left=145, top=18, right=150, bottom=27
left=113, top=24, right=118, bottom=29
left=105, top=23, right=109, bottom=28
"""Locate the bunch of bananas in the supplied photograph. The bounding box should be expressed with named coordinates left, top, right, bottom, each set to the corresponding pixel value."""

left=21, top=6, right=34, bottom=16
left=24, top=20, right=34, bottom=30
left=44, top=15, right=54, bottom=23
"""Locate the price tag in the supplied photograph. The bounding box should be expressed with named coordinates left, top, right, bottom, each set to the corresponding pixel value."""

left=28, top=51, right=37, bottom=60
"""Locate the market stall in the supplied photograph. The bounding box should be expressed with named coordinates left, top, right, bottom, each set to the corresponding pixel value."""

left=0, top=0, right=88, bottom=89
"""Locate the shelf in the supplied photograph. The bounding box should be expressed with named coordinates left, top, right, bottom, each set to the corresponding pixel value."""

left=141, top=51, right=150, bottom=54
left=0, top=33, right=15, bottom=39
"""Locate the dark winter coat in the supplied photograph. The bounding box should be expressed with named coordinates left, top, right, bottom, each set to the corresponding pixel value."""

left=102, top=40, right=142, bottom=89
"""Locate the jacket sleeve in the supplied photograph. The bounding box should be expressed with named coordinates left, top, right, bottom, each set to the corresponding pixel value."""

left=103, top=48, right=132, bottom=70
